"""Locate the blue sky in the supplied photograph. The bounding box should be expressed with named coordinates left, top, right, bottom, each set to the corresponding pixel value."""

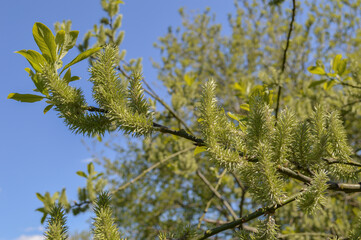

left=0, top=0, right=235, bottom=239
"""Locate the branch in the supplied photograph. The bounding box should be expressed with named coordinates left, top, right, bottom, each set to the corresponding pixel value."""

left=198, top=192, right=302, bottom=240
left=85, top=106, right=204, bottom=145
left=196, top=169, right=238, bottom=220
left=340, top=82, right=361, bottom=90
left=277, top=165, right=361, bottom=193
left=323, top=157, right=361, bottom=168
left=111, top=147, right=194, bottom=194
left=152, top=122, right=205, bottom=146
left=275, top=0, right=296, bottom=120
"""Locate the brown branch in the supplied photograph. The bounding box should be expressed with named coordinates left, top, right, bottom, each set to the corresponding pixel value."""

left=277, top=165, right=361, bottom=193
left=198, top=192, right=302, bottom=240
left=323, top=157, right=361, bottom=168
left=275, top=0, right=296, bottom=120
left=111, top=147, right=194, bottom=194
left=152, top=122, right=205, bottom=146
left=196, top=169, right=238, bottom=220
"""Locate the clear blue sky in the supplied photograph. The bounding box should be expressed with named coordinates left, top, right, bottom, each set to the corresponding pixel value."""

left=0, top=1, right=235, bottom=239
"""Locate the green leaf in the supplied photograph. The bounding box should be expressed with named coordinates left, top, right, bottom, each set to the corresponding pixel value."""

left=36, top=193, right=44, bottom=202
left=307, top=66, right=326, bottom=75
left=55, top=30, right=66, bottom=53
left=337, top=59, right=347, bottom=76
left=58, top=31, right=79, bottom=60
left=76, top=171, right=87, bottom=178
left=40, top=213, right=48, bottom=224
left=323, top=80, right=336, bottom=90
left=194, top=146, right=207, bottom=156
left=43, top=104, right=54, bottom=114
left=32, top=22, right=57, bottom=63
left=114, top=0, right=125, bottom=4
left=63, top=68, right=71, bottom=82
left=332, top=54, right=342, bottom=72
left=70, top=76, right=81, bottom=82
left=35, top=207, right=46, bottom=213
left=308, top=79, right=327, bottom=88
left=16, top=50, right=47, bottom=73
left=240, top=103, right=250, bottom=111
left=59, top=188, right=69, bottom=208
left=24, top=68, right=47, bottom=94
left=184, top=73, right=196, bottom=86
left=227, top=112, right=241, bottom=121
left=8, top=93, right=44, bottom=103
left=60, top=47, right=102, bottom=74
left=87, top=162, right=94, bottom=175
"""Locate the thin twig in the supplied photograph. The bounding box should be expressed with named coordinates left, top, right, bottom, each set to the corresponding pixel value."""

left=111, top=147, right=194, bottom=194
left=196, top=169, right=238, bottom=220
left=275, top=0, right=296, bottom=120
left=198, top=169, right=227, bottom=228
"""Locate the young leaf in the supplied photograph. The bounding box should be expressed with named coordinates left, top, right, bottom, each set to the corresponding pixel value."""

left=32, top=22, right=57, bottom=63
left=76, top=171, right=87, bottom=178
left=70, top=76, right=80, bottom=82
left=8, top=93, right=44, bottom=103
left=227, top=112, right=241, bottom=121
left=184, top=73, right=196, bottom=86
left=43, top=104, right=54, bottom=114
left=308, top=79, right=327, bottom=88
left=36, top=193, right=45, bottom=202
left=60, top=47, right=102, bottom=74
left=308, top=66, right=326, bottom=75
left=194, top=146, right=207, bottom=156
left=55, top=30, right=66, bottom=53
left=58, top=31, right=79, bottom=60
left=87, top=162, right=95, bottom=175
left=240, top=103, right=250, bottom=111
left=16, top=50, right=47, bottom=73
left=332, top=54, right=342, bottom=72
left=63, top=68, right=71, bottom=82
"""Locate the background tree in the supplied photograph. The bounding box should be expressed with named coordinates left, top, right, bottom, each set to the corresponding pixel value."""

left=9, top=0, right=361, bottom=239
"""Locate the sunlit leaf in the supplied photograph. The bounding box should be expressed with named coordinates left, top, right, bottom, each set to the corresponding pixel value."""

left=240, top=103, right=250, bottom=111
left=308, top=66, right=326, bottom=75
left=194, top=146, right=207, bottom=156
left=309, top=79, right=327, bottom=88
left=227, top=111, right=241, bottom=121
left=60, top=47, right=102, bottom=74
left=7, top=93, right=44, bottom=103
left=332, top=54, right=342, bottom=72
left=16, top=50, right=46, bottom=73
left=184, top=73, right=196, bottom=86
left=32, top=22, right=57, bottom=63
left=76, top=171, right=87, bottom=178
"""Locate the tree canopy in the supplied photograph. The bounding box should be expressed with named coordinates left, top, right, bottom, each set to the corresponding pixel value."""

left=9, top=0, right=361, bottom=239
